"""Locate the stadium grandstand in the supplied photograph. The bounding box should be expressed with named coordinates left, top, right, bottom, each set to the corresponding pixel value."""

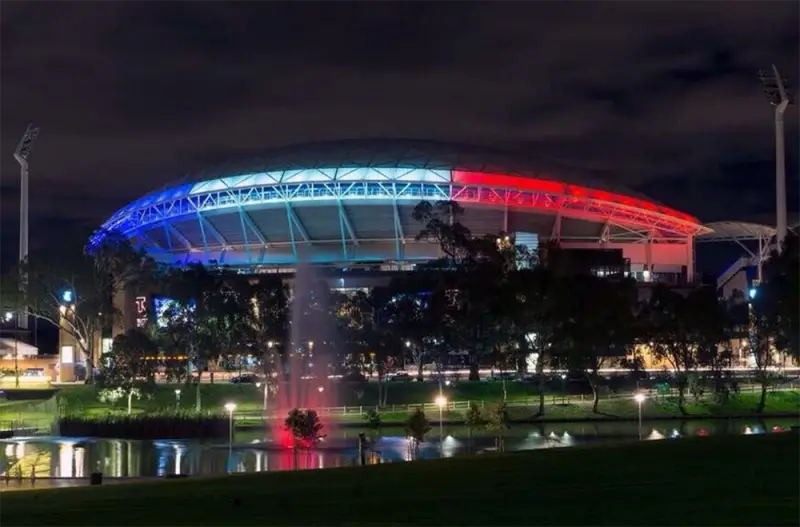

left=96, top=139, right=710, bottom=287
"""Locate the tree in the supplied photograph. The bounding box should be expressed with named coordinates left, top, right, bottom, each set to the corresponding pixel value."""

left=284, top=408, right=326, bottom=468
left=412, top=200, right=474, bottom=265
left=237, top=275, right=288, bottom=408
left=485, top=402, right=510, bottom=452
left=404, top=407, right=431, bottom=459
left=6, top=229, right=155, bottom=383
left=512, top=263, right=563, bottom=416
left=465, top=401, right=483, bottom=453
left=159, top=263, right=220, bottom=411
left=384, top=274, right=445, bottom=382
left=749, top=282, right=786, bottom=412
left=555, top=275, right=638, bottom=413
left=284, top=408, right=326, bottom=447
left=98, top=329, right=159, bottom=414
left=640, top=284, right=723, bottom=415
left=337, top=288, right=398, bottom=407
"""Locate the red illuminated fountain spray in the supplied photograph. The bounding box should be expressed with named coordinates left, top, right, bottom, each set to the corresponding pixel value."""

left=271, top=258, right=339, bottom=450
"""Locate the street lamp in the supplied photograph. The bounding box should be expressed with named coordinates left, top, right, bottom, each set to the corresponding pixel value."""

left=174, top=389, right=181, bottom=409
left=634, top=393, right=646, bottom=440
left=256, top=381, right=269, bottom=414
left=435, top=395, right=447, bottom=456
left=224, top=402, right=237, bottom=472
left=317, top=386, right=324, bottom=393
left=560, top=373, right=567, bottom=402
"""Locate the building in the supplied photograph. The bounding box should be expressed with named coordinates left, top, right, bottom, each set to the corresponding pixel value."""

left=58, top=140, right=715, bottom=380
left=97, top=139, right=707, bottom=276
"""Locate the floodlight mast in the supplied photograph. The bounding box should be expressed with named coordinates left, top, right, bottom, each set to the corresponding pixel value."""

left=758, top=65, right=793, bottom=253
left=13, top=123, right=40, bottom=331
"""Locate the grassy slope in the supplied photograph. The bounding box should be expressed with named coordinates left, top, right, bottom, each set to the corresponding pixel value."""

left=1, top=434, right=797, bottom=526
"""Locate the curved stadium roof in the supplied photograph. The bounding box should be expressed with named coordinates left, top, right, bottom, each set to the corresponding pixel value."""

left=98, top=139, right=708, bottom=267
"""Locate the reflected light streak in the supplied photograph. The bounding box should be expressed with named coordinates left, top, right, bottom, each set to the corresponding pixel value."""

left=58, top=443, right=74, bottom=478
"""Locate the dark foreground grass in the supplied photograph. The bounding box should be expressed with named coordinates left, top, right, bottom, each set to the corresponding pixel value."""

left=2, top=433, right=798, bottom=526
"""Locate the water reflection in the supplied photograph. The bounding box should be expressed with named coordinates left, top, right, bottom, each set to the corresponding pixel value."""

left=0, top=418, right=794, bottom=479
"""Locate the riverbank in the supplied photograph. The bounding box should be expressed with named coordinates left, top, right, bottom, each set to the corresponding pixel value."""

left=235, top=390, right=800, bottom=427
left=2, top=433, right=796, bottom=526
left=3, top=389, right=798, bottom=436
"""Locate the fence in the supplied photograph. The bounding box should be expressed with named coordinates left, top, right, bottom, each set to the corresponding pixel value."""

left=232, top=383, right=798, bottom=420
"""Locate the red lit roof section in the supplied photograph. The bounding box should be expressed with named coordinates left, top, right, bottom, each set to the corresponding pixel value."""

left=451, top=170, right=701, bottom=226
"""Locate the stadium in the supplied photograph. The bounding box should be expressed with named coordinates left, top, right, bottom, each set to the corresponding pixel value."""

left=98, top=139, right=710, bottom=284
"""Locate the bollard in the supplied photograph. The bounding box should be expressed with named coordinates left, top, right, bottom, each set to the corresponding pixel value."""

left=90, top=472, right=103, bottom=486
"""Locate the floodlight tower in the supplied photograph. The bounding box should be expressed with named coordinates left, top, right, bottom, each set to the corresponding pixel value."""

left=13, top=123, right=40, bottom=331
left=758, top=65, right=793, bottom=253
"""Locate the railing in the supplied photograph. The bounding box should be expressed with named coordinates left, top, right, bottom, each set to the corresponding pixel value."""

left=0, top=419, right=53, bottom=436
left=717, top=255, right=754, bottom=289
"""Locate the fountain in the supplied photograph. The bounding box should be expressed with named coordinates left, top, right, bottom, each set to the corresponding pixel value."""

left=272, top=257, right=339, bottom=448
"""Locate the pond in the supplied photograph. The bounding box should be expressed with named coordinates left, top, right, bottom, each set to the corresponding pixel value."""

left=1, top=417, right=796, bottom=480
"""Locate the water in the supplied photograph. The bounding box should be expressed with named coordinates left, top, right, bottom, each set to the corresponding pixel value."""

left=1, top=418, right=795, bottom=480
left=274, top=259, right=338, bottom=448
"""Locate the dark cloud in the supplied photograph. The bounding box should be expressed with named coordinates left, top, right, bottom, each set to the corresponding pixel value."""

left=0, top=1, right=798, bottom=269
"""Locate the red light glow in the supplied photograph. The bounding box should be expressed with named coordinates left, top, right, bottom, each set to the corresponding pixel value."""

left=451, top=171, right=701, bottom=230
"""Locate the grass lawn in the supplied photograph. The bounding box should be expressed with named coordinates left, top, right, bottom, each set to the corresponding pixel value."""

left=332, top=391, right=800, bottom=425
left=1, top=433, right=797, bottom=526
left=3, top=387, right=797, bottom=429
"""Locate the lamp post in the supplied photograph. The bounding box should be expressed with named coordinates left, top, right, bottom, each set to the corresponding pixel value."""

left=174, top=389, right=181, bottom=410
left=435, top=395, right=447, bottom=457
left=560, top=373, right=567, bottom=403
left=263, top=340, right=274, bottom=414
left=224, top=402, right=236, bottom=473
left=634, top=393, right=646, bottom=440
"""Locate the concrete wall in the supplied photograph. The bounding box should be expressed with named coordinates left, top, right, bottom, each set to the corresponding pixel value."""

left=560, top=241, right=692, bottom=273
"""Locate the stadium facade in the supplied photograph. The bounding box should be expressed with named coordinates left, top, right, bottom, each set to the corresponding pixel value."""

left=98, top=139, right=709, bottom=285
left=57, top=140, right=795, bottom=381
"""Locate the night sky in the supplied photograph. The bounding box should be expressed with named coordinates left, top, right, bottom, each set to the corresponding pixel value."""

left=1, top=2, right=798, bottom=273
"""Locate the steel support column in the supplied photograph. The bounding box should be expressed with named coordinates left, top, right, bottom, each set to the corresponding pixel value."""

left=197, top=213, right=228, bottom=247
left=238, top=207, right=253, bottom=264
left=196, top=212, right=210, bottom=262
left=284, top=203, right=299, bottom=260
left=392, top=200, right=405, bottom=261
left=337, top=201, right=359, bottom=260
left=166, top=224, right=192, bottom=251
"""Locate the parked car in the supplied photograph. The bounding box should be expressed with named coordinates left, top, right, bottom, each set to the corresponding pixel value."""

left=387, top=372, right=412, bottom=382
left=230, top=373, right=262, bottom=384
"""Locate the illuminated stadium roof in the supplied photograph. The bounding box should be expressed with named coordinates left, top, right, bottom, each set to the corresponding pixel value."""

left=97, top=139, right=709, bottom=267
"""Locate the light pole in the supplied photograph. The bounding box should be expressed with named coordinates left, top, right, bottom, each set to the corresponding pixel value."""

left=560, top=373, right=567, bottom=403
left=634, top=393, right=646, bottom=440
left=174, top=389, right=181, bottom=410
left=435, top=395, right=447, bottom=456
left=758, top=65, right=793, bottom=252
left=13, top=123, right=39, bottom=333
left=224, top=402, right=236, bottom=473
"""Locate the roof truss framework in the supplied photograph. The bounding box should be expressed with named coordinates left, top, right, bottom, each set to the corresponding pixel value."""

left=105, top=179, right=706, bottom=248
